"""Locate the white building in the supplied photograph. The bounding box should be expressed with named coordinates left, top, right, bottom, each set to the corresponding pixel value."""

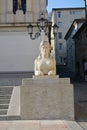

left=51, top=8, right=85, bottom=66
left=65, top=19, right=85, bottom=74
left=0, top=0, right=48, bottom=73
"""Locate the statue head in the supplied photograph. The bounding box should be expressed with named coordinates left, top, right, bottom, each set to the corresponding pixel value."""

left=39, top=41, right=51, bottom=58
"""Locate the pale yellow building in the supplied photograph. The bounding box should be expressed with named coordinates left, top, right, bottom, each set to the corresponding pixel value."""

left=51, top=8, right=85, bottom=66
left=0, top=0, right=48, bottom=72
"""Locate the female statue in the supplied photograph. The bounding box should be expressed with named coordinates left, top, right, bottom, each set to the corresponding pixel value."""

left=34, top=41, right=56, bottom=76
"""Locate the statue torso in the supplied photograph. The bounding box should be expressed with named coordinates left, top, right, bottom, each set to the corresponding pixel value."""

left=37, top=58, right=54, bottom=75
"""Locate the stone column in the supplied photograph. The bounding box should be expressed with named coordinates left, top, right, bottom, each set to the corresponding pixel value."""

left=0, top=0, right=6, bottom=13
left=6, top=0, right=14, bottom=23
left=26, top=0, right=31, bottom=11
left=7, top=0, right=13, bottom=12
left=41, top=0, right=47, bottom=11
left=40, top=0, right=48, bottom=19
left=25, top=0, right=32, bottom=22
left=0, top=0, right=6, bottom=23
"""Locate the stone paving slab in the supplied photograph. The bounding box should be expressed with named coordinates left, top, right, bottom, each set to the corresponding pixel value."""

left=78, top=122, right=87, bottom=130
left=0, top=120, right=85, bottom=130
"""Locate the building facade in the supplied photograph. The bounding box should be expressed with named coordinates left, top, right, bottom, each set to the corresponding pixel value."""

left=65, top=19, right=85, bottom=74
left=0, top=0, right=48, bottom=23
left=51, top=8, right=85, bottom=66
left=0, top=0, right=48, bottom=73
left=73, top=22, right=87, bottom=79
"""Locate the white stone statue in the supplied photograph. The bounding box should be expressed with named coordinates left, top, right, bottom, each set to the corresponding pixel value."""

left=34, top=40, right=56, bottom=76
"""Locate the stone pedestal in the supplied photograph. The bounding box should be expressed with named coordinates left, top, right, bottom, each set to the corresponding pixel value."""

left=20, top=76, right=74, bottom=120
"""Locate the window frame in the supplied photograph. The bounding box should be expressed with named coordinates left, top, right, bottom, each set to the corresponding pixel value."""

left=13, top=0, right=26, bottom=14
left=58, top=32, right=62, bottom=39
left=58, top=11, right=62, bottom=18
left=58, top=22, right=62, bottom=28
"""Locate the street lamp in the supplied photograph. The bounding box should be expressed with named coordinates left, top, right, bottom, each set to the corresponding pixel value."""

left=27, top=24, right=41, bottom=40
left=37, top=12, right=48, bottom=32
left=53, top=24, right=59, bottom=37
left=27, top=12, right=58, bottom=40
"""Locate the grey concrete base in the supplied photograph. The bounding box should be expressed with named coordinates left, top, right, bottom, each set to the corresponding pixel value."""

left=20, top=76, right=74, bottom=120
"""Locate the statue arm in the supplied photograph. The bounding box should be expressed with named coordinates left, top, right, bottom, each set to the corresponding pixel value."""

left=48, top=59, right=56, bottom=76
left=53, top=59, right=56, bottom=72
left=34, top=59, right=43, bottom=76
left=34, top=59, right=38, bottom=75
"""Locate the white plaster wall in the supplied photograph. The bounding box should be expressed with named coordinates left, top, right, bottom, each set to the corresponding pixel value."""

left=0, top=32, right=41, bottom=72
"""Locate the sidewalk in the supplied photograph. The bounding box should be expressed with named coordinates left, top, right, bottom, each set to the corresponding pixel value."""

left=0, top=120, right=85, bottom=130
left=78, top=121, right=87, bottom=130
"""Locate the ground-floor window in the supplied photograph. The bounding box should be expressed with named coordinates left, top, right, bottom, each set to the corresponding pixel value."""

left=13, top=0, right=26, bottom=14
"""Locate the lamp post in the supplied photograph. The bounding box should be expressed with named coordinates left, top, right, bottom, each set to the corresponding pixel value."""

left=27, top=12, right=58, bottom=40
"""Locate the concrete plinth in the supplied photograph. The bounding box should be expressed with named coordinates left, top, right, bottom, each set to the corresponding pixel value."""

left=20, top=76, right=74, bottom=120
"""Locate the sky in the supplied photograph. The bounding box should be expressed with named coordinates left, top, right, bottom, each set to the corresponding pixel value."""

left=47, top=0, right=85, bottom=12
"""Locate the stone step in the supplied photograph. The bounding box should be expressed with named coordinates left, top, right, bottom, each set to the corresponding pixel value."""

left=0, top=109, right=7, bottom=115
left=0, top=116, right=21, bottom=121
left=0, top=91, right=12, bottom=95
left=0, top=99, right=10, bottom=103
left=0, top=86, right=13, bottom=90
left=0, top=93, right=12, bottom=96
left=0, top=86, right=13, bottom=120
left=0, top=87, right=13, bottom=95
left=0, top=104, right=8, bottom=109
left=0, top=95, right=11, bottom=99
left=0, top=87, right=12, bottom=91
left=0, top=99, right=10, bottom=104
left=0, top=87, right=13, bottom=91
left=0, top=115, right=7, bottom=120
left=0, top=88, right=13, bottom=91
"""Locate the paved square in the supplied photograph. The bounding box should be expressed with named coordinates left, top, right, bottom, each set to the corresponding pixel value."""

left=0, top=120, right=85, bottom=130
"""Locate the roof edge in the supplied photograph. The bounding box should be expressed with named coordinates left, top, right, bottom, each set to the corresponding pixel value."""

left=52, top=7, right=85, bottom=11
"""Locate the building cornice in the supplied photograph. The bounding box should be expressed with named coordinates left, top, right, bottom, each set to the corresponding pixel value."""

left=52, top=7, right=85, bottom=11
left=64, top=18, right=85, bottom=40
left=73, top=22, right=87, bottom=39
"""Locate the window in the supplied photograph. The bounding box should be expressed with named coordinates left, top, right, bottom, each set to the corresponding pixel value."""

left=58, top=43, right=63, bottom=50
left=58, top=22, right=62, bottom=28
left=59, top=56, right=63, bottom=63
left=58, top=11, right=62, bottom=18
left=21, top=0, right=26, bottom=14
left=13, top=0, right=18, bottom=14
left=58, top=32, right=62, bottom=39
left=70, top=11, right=75, bottom=15
left=70, top=10, right=82, bottom=15
left=13, top=0, right=26, bottom=14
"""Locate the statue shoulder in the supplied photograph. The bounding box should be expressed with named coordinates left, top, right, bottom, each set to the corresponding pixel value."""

left=35, top=55, right=41, bottom=63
